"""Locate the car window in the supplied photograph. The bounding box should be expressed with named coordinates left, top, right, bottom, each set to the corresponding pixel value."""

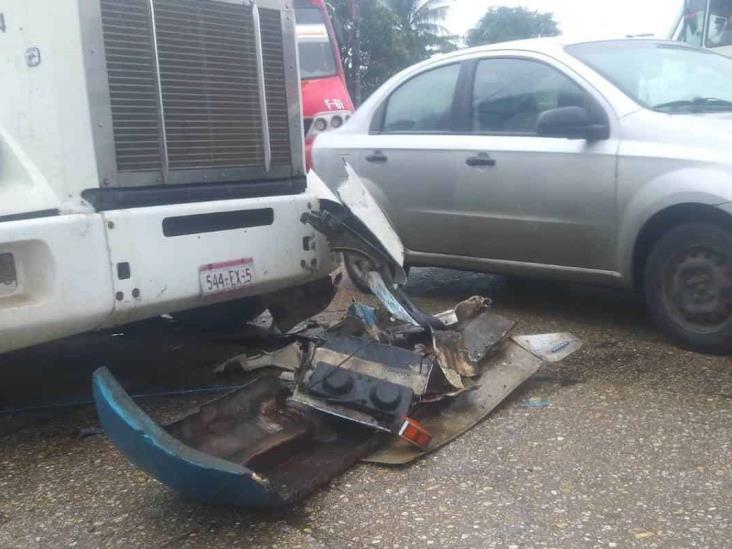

left=707, top=0, right=732, bottom=47
left=382, top=63, right=461, bottom=133
left=471, top=58, right=594, bottom=135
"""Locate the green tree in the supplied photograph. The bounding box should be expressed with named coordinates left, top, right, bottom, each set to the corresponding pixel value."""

left=329, top=0, right=455, bottom=101
left=385, top=0, right=456, bottom=57
left=466, top=6, right=560, bottom=47
left=330, top=0, right=412, bottom=100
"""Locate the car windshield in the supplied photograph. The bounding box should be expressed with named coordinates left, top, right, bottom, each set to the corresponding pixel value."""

left=296, top=7, right=338, bottom=79
left=566, top=41, right=732, bottom=113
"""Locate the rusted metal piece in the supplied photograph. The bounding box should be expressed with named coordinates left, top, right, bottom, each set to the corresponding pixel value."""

left=213, top=342, right=303, bottom=375
left=365, top=340, right=544, bottom=465
left=454, top=296, right=491, bottom=322
left=431, top=330, right=468, bottom=389
left=460, top=310, right=515, bottom=365
left=431, top=310, right=515, bottom=386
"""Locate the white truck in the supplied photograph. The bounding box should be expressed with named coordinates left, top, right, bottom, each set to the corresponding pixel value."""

left=672, top=0, right=732, bottom=56
left=0, top=0, right=338, bottom=354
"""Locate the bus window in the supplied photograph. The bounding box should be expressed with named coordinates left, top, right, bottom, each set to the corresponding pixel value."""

left=296, top=7, right=338, bottom=79
left=706, top=0, right=732, bottom=47
left=679, top=0, right=707, bottom=46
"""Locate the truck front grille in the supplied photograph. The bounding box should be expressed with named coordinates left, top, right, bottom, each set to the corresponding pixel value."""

left=260, top=8, right=292, bottom=168
left=99, top=0, right=293, bottom=183
left=155, top=0, right=263, bottom=170
left=100, top=0, right=162, bottom=173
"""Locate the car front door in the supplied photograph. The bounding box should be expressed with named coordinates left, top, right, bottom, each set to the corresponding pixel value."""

left=353, top=62, right=463, bottom=255
left=451, top=56, right=619, bottom=271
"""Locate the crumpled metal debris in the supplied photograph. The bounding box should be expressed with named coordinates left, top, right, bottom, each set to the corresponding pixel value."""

left=213, top=342, right=303, bottom=375
left=92, top=167, right=583, bottom=508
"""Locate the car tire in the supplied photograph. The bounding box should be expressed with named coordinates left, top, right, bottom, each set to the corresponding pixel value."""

left=343, top=252, right=376, bottom=293
left=172, top=297, right=266, bottom=330
left=644, top=222, right=732, bottom=354
left=343, top=252, right=410, bottom=294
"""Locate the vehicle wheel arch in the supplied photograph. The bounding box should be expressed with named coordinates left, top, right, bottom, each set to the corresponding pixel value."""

left=631, top=202, right=732, bottom=290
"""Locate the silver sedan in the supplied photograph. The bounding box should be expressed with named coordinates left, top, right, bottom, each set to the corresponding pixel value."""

left=312, top=38, right=732, bottom=354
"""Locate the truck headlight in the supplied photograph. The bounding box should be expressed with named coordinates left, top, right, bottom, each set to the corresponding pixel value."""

left=313, top=118, right=328, bottom=132
left=306, top=111, right=352, bottom=138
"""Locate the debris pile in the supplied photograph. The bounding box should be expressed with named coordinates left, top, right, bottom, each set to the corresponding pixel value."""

left=91, top=168, right=581, bottom=507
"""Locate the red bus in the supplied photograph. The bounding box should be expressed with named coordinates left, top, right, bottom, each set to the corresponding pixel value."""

left=294, top=0, right=355, bottom=168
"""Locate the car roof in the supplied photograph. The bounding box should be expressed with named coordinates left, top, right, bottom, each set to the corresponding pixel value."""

left=431, top=36, right=689, bottom=63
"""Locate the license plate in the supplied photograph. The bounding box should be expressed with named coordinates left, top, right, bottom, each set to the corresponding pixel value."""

left=199, top=258, right=255, bottom=296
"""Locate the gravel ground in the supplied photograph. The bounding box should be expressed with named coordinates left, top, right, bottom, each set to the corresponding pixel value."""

left=1, top=268, right=731, bottom=548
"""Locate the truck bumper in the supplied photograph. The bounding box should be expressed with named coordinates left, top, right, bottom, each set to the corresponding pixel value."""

left=0, top=191, right=337, bottom=354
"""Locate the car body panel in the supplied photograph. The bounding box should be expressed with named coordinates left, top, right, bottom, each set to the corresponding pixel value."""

left=449, top=134, right=618, bottom=269
left=615, top=109, right=732, bottom=279
left=354, top=135, right=461, bottom=254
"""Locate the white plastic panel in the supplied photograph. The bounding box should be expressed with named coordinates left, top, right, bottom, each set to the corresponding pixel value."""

left=0, top=214, right=115, bottom=353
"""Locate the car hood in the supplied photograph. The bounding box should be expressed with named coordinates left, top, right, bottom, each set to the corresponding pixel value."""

left=675, top=111, right=732, bottom=131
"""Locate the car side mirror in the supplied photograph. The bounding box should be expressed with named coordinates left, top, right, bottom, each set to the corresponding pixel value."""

left=536, top=106, right=609, bottom=141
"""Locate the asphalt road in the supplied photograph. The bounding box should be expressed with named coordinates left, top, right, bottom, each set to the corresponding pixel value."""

left=1, top=268, right=731, bottom=548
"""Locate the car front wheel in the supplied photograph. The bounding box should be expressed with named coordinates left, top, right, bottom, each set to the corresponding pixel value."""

left=644, top=222, right=732, bottom=354
left=343, top=252, right=376, bottom=293
left=343, top=252, right=411, bottom=294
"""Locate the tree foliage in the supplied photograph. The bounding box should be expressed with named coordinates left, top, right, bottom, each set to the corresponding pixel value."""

left=466, top=6, right=560, bottom=47
left=328, top=0, right=454, bottom=101
left=384, top=0, right=457, bottom=58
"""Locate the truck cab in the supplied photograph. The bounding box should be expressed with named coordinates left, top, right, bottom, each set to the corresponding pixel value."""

left=0, top=0, right=337, bottom=354
left=673, top=0, right=732, bottom=56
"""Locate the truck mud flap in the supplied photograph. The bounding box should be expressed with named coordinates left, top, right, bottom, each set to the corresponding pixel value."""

left=92, top=368, right=379, bottom=508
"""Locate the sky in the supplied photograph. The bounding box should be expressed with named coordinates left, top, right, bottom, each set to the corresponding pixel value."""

left=446, top=0, right=685, bottom=42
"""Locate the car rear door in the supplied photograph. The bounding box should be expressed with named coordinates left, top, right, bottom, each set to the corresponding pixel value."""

left=450, top=55, right=619, bottom=270
left=352, top=62, right=464, bottom=255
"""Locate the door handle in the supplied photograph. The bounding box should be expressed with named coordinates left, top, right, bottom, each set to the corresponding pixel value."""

left=466, top=153, right=496, bottom=167
left=366, top=151, right=388, bottom=163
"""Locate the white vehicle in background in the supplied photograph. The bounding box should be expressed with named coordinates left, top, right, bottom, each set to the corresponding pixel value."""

left=0, top=0, right=338, bottom=355
left=673, top=0, right=732, bottom=55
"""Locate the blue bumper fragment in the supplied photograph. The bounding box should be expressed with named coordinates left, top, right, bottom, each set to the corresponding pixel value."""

left=92, top=367, right=283, bottom=507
